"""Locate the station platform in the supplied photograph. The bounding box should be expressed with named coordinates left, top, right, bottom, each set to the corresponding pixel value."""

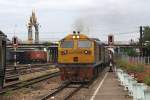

left=91, top=72, right=132, bottom=100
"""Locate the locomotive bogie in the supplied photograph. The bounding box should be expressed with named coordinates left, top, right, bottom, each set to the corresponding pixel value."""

left=58, top=63, right=105, bottom=82
left=59, top=66, right=99, bottom=82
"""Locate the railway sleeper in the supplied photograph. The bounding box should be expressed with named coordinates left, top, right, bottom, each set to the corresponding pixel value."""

left=5, top=74, right=19, bottom=83
left=5, top=78, right=19, bottom=83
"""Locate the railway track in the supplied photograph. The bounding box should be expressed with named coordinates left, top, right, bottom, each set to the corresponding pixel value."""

left=40, top=67, right=106, bottom=100
left=64, top=84, right=84, bottom=100
left=6, top=63, right=55, bottom=72
left=41, top=82, right=84, bottom=100
left=0, top=71, right=60, bottom=94
left=6, top=66, right=51, bottom=76
left=5, top=63, right=56, bottom=81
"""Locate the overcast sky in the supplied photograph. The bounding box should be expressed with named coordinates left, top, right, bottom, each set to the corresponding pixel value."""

left=0, top=0, right=150, bottom=42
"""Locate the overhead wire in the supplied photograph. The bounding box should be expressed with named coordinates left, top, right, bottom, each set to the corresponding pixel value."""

left=5, top=29, right=140, bottom=42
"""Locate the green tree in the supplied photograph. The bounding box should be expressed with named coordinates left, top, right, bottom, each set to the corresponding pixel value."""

left=143, top=26, right=150, bottom=42
left=142, top=26, right=150, bottom=56
left=123, top=48, right=138, bottom=56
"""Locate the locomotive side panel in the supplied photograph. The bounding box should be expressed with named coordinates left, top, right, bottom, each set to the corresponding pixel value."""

left=94, top=41, right=106, bottom=65
left=94, top=42, right=99, bottom=64
left=101, top=45, right=105, bottom=63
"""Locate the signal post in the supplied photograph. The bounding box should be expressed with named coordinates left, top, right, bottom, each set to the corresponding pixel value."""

left=108, top=34, right=114, bottom=72
left=12, top=36, right=18, bottom=70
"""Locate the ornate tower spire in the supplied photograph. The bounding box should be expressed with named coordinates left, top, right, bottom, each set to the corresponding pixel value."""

left=27, top=10, right=39, bottom=44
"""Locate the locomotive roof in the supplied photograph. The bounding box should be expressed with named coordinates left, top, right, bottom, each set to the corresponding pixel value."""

left=60, top=33, right=105, bottom=45
left=60, top=33, right=89, bottom=41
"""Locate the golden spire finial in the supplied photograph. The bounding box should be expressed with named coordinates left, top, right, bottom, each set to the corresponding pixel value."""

left=31, top=9, right=37, bottom=24
left=32, top=9, right=35, bottom=14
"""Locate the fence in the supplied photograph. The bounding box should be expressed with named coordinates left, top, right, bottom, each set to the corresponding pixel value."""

left=121, top=55, right=150, bottom=65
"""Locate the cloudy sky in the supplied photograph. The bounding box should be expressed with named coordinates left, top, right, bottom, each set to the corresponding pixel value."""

left=0, top=0, right=150, bottom=42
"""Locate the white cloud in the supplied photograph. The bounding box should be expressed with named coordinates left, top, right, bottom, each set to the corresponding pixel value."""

left=0, top=0, right=150, bottom=41
left=31, top=0, right=96, bottom=11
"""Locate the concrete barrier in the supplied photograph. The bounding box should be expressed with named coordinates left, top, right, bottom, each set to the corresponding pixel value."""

left=116, top=69, right=124, bottom=86
left=128, top=76, right=136, bottom=96
left=123, top=73, right=129, bottom=91
left=116, top=69, right=150, bottom=100
left=144, top=88, right=150, bottom=100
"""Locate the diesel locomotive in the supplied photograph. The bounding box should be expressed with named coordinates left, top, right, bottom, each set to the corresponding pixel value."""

left=57, top=31, right=109, bottom=82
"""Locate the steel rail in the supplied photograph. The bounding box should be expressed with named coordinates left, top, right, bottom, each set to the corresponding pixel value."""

left=64, top=84, right=84, bottom=100
left=0, top=71, right=60, bottom=94
left=41, top=83, right=84, bottom=100
left=41, top=81, right=71, bottom=100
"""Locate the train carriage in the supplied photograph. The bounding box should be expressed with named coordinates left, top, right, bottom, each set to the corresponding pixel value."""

left=57, top=31, right=109, bottom=82
left=26, top=51, right=47, bottom=63
left=6, top=50, right=47, bottom=64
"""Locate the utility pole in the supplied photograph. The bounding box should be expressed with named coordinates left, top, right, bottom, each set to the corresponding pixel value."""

left=140, top=26, right=143, bottom=56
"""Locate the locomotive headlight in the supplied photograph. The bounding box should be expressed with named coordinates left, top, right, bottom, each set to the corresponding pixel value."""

left=84, top=50, right=91, bottom=54
left=77, top=35, right=80, bottom=39
left=72, top=36, right=76, bottom=39
left=84, top=50, right=88, bottom=54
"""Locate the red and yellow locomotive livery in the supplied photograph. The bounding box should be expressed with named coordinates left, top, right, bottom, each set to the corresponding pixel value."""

left=57, top=31, right=109, bottom=82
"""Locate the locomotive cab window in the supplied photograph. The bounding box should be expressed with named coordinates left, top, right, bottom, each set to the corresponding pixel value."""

left=60, top=41, right=74, bottom=48
left=78, top=40, right=91, bottom=48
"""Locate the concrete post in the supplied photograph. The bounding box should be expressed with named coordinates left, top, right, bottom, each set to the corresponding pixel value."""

left=47, top=49, right=50, bottom=63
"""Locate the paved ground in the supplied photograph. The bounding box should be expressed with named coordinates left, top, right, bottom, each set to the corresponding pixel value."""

left=92, top=72, right=132, bottom=100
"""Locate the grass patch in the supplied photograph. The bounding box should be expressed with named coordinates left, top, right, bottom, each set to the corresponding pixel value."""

left=144, top=75, right=150, bottom=86
left=3, top=91, right=13, bottom=96
left=116, top=59, right=145, bottom=73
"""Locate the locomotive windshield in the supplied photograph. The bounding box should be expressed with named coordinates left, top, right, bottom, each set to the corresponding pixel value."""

left=60, top=41, right=74, bottom=48
left=78, top=40, right=91, bottom=48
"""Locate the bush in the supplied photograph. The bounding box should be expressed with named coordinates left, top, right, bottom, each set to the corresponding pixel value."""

left=116, top=59, right=145, bottom=73
left=116, top=59, right=128, bottom=69
left=144, top=76, right=150, bottom=86
left=135, top=65, right=145, bottom=73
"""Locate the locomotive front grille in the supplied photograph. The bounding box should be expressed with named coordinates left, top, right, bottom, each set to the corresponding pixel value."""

left=73, top=57, right=78, bottom=62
